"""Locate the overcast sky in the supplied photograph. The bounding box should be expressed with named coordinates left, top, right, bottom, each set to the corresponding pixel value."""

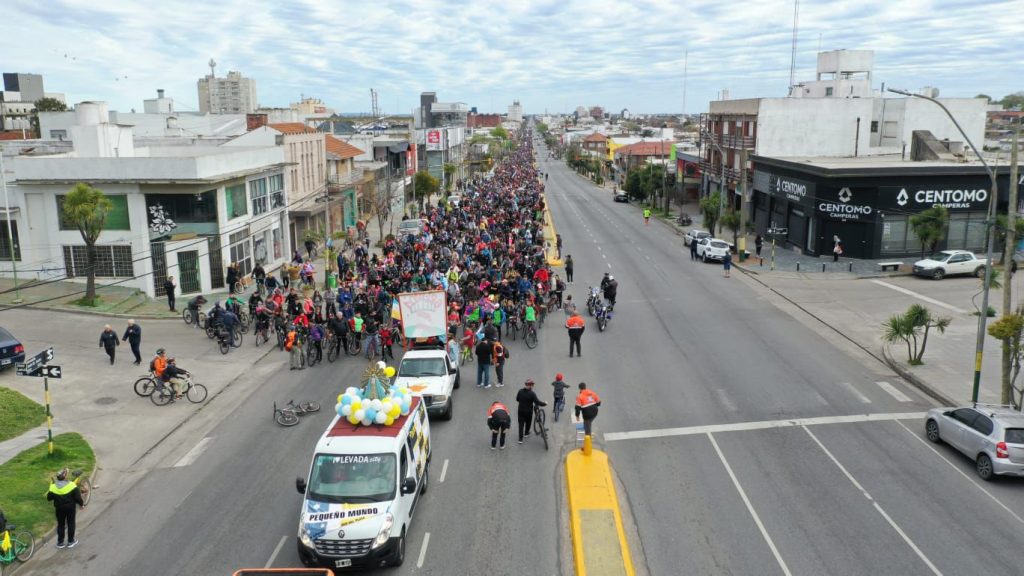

left=7, top=0, right=1024, bottom=116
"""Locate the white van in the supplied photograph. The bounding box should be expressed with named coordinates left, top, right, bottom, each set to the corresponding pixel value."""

left=393, top=343, right=460, bottom=420
left=296, top=397, right=431, bottom=570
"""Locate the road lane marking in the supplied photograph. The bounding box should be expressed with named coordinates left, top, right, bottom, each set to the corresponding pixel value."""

left=604, top=412, right=926, bottom=442
left=416, top=532, right=431, bottom=568
left=895, top=420, right=1024, bottom=526
left=265, top=535, right=288, bottom=568
left=870, top=280, right=968, bottom=314
left=841, top=382, right=873, bottom=404
left=803, top=426, right=942, bottom=575
left=707, top=432, right=792, bottom=576
left=174, top=489, right=193, bottom=510
left=714, top=388, right=737, bottom=412
left=439, top=458, right=449, bottom=483
left=876, top=381, right=912, bottom=402
left=173, top=436, right=213, bottom=468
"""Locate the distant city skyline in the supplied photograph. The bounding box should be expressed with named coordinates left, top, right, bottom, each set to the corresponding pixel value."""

left=5, top=0, right=1023, bottom=116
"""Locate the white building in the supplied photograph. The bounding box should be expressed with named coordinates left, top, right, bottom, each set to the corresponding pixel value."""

left=197, top=62, right=258, bottom=114
left=1, top=72, right=65, bottom=132
left=508, top=100, right=523, bottom=123
left=4, top=102, right=290, bottom=298
left=790, top=50, right=874, bottom=99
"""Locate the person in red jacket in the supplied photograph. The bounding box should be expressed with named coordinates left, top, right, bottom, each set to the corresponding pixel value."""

left=575, top=383, right=601, bottom=438
left=487, top=401, right=511, bottom=450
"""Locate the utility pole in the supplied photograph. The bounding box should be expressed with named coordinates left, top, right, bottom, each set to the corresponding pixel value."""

left=1002, top=123, right=1020, bottom=405
left=738, top=147, right=749, bottom=260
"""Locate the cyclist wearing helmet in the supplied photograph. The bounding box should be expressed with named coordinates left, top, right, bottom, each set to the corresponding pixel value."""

left=515, top=379, right=547, bottom=444
left=551, top=373, right=570, bottom=421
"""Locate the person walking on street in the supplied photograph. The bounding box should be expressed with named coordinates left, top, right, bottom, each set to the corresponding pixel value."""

left=122, top=319, right=142, bottom=365
left=643, top=207, right=651, bottom=225
left=492, top=339, right=509, bottom=387
left=552, top=373, right=570, bottom=422
left=832, top=236, right=843, bottom=262
left=690, top=237, right=698, bottom=261
left=164, top=275, right=177, bottom=311
left=574, top=383, right=601, bottom=439
left=487, top=401, right=512, bottom=450
left=475, top=336, right=494, bottom=388
left=226, top=262, right=239, bottom=294
left=564, top=255, right=574, bottom=284
left=556, top=234, right=563, bottom=259
left=516, top=379, right=547, bottom=444
left=723, top=251, right=732, bottom=278
left=99, top=325, right=119, bottom=365
left=566, top=311, right=585, bottom=358
left=755, top=234, right=763, bottom=258
left=47, top=467, right=85, bottom=549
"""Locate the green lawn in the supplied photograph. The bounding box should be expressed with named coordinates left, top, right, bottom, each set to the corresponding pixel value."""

left=0, top=433, right=95, bottom=537
left=0, top=387, right=46, bottom=442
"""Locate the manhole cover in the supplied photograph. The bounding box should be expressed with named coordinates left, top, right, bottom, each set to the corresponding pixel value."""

left=95, top=397, right=118, bottom=405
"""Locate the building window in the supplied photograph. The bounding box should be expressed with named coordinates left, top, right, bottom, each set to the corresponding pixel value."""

left=269, top=174, right=285, bottom=209
left=226, top=183, right=247, bottom=219
left=272, top=226, right=282, bottom=260
left=0, top=221, right=21, bottom=261
left=228, top=228, right=252, bottom=276
left=250, top=178, right=269, bottom=215
left=871, top=121, right=879, bottom=133
left=946, top=212, right=988, bottom=252
left=62, top=244, right=134, bottom=278
left=825, top=87, right=834, bottom=96
left=145, top=191, right=217, bottom=225
left=880, top=215, right=923, bottom=255
left=57, top=194, right=130, bottom=231
left=49, top=129, right=67, bottom=140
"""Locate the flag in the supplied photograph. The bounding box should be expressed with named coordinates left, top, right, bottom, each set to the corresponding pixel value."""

left=1, top=530, right=11, bottom=553
left=391, top=298, right=402, bottom=320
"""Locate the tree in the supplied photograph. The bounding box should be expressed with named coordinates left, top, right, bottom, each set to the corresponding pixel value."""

left=988, top=307, right=1024, bottom=407
left=975, top=94, right=992, bottom=103
left=61, top=183, right=112, bottom=305
left=30, top=97, right=68, bottom=137
left=882, top=304, right=951, bottom=365
left=908, top=205, right=949, bottom=257
left=442, top=163, right=457, bottom=192
left=413, top=170, right=439, bottom=209
left=490, top=126, right=509, bottom=140
left=720, top=209, right=741, bottom=247
left=699, top=192, right=722, bottom=235
left=1000, top=91, right=1024, bottom=110
left=994, top=214, right=1024, bottom=264
left=625, top=169, right=645, bottom=201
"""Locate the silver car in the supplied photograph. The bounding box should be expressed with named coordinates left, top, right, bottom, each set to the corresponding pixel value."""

left=925, top=404, right=1024, bottom=480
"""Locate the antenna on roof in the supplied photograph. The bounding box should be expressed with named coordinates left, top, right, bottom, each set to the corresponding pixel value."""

left=788, top=0, right=799, bottom=95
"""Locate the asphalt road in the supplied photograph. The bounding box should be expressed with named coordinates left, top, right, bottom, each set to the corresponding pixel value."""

left=19, top=140, right=1024, bottom=576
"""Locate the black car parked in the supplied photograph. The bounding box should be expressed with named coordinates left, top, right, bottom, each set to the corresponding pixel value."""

left=0, top=327, right=25, bottom=369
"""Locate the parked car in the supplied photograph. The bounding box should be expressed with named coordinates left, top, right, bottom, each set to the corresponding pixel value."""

left=0, top=326, right=25, bottom=370
left=397, top=218, right=426, bottom=237
left=925, top=404, right=1024, bottom=480
left=683, top=230, right=711, bottom=247
left=912, top=250, right=988, bottom=280
left=614, top=192, right=629, bottom=203
left=696, top=238, right=732, bottom=263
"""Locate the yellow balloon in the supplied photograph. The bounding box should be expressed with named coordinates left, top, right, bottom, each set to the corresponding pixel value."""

left=384, top=366, right=396, bottom=378
left=348, top=415, right=359, bottom=425
left=385, top=416, right=395, bottom=426
left=390, top=405, right=401, bottom=418
left=337, top=394, right=344, bottom=404
left=399, top=388, right=410, bottom=396
left=351, top=400, right=362, bottom=411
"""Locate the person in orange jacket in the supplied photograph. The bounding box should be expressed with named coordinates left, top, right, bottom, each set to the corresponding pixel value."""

left=487, top=401, right=512, bottom=450
left=565, top=311, right=585, bottom=358
left=574, top=383, right=601, bottom=438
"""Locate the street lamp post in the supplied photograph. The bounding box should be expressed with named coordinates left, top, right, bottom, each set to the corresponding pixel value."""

left=888, top=88, right=998, bottom=403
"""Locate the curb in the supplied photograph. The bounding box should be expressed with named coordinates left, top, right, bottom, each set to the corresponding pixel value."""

left=880, top=345, right=959, bottom=406
left=565, top=447, right=636, bottom=576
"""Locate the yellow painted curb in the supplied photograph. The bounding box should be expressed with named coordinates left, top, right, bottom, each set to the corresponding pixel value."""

left=542, top=191, right=563, bottom=267
left=565, top=446, right=636, bottom=576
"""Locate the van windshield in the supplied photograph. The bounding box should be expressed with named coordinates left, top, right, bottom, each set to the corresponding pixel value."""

left=398, top=357, right=446, bottom=377
left=308, top=453, right=396, bottom=504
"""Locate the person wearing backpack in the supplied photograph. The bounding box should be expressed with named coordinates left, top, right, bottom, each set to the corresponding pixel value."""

left=492, top=339, right=510, bottom=388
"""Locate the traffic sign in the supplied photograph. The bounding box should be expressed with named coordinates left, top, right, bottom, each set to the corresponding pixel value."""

left=15, top=364, right=40, bottom=377
left=767, top=227, right=788, bottom=236
left=20, top=347, right=54, bottom=375
left=40, top=365, right=62, bottom=379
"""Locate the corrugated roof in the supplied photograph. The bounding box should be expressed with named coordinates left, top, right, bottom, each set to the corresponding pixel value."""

left=615, top=141, right=673, bottom=157
left=325, top=135, right=365, bottom=160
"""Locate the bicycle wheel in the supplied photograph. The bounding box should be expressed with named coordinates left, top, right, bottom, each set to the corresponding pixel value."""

left=14, top=530, right=35, bottom=562
left=186, top=383, right=208, bottom=403
left=205, top=324, right=217, bottom=339
left=301, top=401, right=322, bottom=412
left=277, top=330, right=286, bottom=350
left=134, top=376, right=157, bottom=397
left=255, top=330, right=266, bottom=347
left=219, top=339, right=230, bottom=354
left=533, top=409, right=546, bottom=435
left=307, top=345, right=318, bottom=367
left=327, top=342, right=339, bottom=363
left=275, top=410, right=299, bottom=427
left=151, top=385, right=173, bottom=406
left=231, top=329, right=243, bottom=347
left=347, top=335, right=361, bottom=355
left=182, top=308, right=195, bottom=325
left=232, top=281, right=244, bottom=294
left=525, top=329, right=538, bottom=349
left=77, top=477, right=92, bottom=506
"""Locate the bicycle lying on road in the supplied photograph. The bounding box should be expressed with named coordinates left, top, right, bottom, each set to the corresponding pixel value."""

left=274, top=400, right=322, bottom=427
left=0, top=522, right=35, bottom=573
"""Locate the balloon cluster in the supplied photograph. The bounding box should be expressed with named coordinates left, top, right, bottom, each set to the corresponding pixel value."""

left=335, top=364, right=412, bottom=427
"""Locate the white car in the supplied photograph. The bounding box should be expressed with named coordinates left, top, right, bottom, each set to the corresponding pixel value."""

left=696, top=238, right=732, bottom=263
left=447, top=195, right=461, bottom=208
left=684, top=230, right=711, bottom=247
left=912, top=250, right=988, bottom=280
left=397, top=219, right=426, bottom=237
left=393, top=346, right=459, bottom=420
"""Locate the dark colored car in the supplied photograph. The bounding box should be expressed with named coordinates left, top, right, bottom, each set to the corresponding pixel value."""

left=614, top=192, right=629, bottom=203
left=0, top=327, right=25, bottom=369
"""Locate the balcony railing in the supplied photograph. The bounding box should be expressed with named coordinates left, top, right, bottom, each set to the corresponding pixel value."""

left=326, top=168, right=364, bottom=191
left=704, top=133, right=755, bottom=150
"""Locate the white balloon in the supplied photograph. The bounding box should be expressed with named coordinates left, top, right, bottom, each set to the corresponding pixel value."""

left=372, top=399, right=384, bottom=411
left=355, top=409, right=366, bottom=421
left=377, top=361, right=386, bottom=370
left=346, top=387, right=359, bottom=396
left=375, top=412, right=387, bottom=424
left=361, top=417, right=373, bottom=426
left=341, top=404, right=352, bottom=416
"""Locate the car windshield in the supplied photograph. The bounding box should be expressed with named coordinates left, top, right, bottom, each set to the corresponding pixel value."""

left=308, top=453, right=396, bottom=504
left=1005, top=428, right=1024, bottom=444
left=398, top=357, right=446, bottom=377
left=929, top=252, right=953, bottom=261
left=710, top=241, right=729, bottom=249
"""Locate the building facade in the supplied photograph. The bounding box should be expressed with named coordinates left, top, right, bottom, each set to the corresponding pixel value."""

left=325, top=135, right=364, bottom=232
left=197, top=67, right=258, bottom=114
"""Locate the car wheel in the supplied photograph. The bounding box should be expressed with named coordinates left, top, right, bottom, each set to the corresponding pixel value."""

left=933, top=268, right=945, bottom=280
left=420, top=463, right=429, bottom=495
left=442, top=397, right=453, bottom=421
left=925, top=419, right=941, bottom=443
left=977, top=453, right=995, bottom=481
left=454, top=372, right=461, bottom=389
left=391, top=529, right=406, bottom=567
left=974, top=266, right=985, bottom=278
left=702, top=253, right=708, bottom=263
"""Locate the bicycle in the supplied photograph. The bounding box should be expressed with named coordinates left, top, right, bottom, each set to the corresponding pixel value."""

left=70, top=469, right=92, bottom=506
left=533, top=405, right=549, bottom=450
left=133, top=373, right=158, bottom=397
left=306, top=339, right=323, bottom=367
left=346, top=332, right=363, bottom=356
left=524, top=322, right=538, bottom=349
left=324, top=331, right=340, bottom=362
left=460, top=342, right=474, bottom=366
left=507, top=316, right=521, bottom=341
left=254, top=320, right=270, bottom=347
left=0, top=522, right=34, bottom=570
left=150, top=374, right=208, bottom=406
left=363, top=332, right=380, bottom=361
left=273, top=399, right=322, bottom=427
left=553, top=396, right=566, bottom=422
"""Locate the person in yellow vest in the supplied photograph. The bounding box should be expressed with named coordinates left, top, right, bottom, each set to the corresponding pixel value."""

left=47, top=467, right=85, bottom=548
left=350, top=312, right=365, bottom=350
left=643, top=207, right=651, bottom=226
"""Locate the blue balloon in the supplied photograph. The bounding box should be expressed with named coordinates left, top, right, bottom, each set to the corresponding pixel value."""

left=335, top=403, right=345, bottom=416
left=365, top=408, right=378, bottom=422
left=341, top=395, right=353, bottom=406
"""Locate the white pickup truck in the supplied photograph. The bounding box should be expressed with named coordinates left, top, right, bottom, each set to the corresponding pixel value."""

left=393, top=344, right=460, bottom=420
left=912, top=250, right=988, bottom=280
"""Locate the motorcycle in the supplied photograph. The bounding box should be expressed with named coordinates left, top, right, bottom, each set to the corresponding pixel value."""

left=586, top=287, right=602, bottom=317
left=596, top=302, right=613, bottom=332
